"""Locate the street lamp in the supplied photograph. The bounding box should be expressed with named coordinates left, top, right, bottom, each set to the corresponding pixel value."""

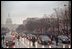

left=64, top=4, right=69, bottom=36
left=53, top=8, right=59, bottom=36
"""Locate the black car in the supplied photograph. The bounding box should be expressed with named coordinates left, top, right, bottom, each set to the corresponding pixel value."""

left=37, top=35, right=51, bottom=45
left=58, top=35, right=70, bottom=44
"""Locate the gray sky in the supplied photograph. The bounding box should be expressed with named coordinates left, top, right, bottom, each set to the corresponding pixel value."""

left=1, top=1, right=69, bottom=24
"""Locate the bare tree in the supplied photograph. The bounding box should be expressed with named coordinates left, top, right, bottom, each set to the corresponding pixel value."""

left=53, top=3, right=71, bottom=36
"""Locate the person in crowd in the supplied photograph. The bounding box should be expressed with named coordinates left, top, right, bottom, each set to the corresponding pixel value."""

left=55, top=35, right=58, bottom=46
left=2, top=35, right=5, bottom=44
left=17, top=35, right=20, bottom=41
left=32, top=36, right=36, bottom=47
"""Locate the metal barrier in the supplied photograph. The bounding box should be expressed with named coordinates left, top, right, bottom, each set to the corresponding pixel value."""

left=63, top=44, right=71, bottom=48
left=31, top=42, right=32, bottom=47
left=48, top=45, right=51, bottom=48
left=28, top=41, right=29, bottom=48
left=69, top=45, right=71, bottom=48
left=42, top=45, right=45, bottom=48
left=35, top=42, right=38, bottom=48
left=63, top=44, right=65, bottom=48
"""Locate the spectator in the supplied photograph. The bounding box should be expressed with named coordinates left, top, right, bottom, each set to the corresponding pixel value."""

left=55, top=36, right=58, bottom=46
left=50, top=35, right=53, bottom=41
left=6, top=42, right=9, bottom=48
left=32, top=36, right=36, bottom=47
left=2, top=35, right=5, bottom=44
left=17, top=35, right=20, bottom=41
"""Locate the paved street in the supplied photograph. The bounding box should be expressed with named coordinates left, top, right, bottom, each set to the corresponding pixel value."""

left=14, top=36, right=71, bottom=48
left=2, top=32, right=71, bottom=48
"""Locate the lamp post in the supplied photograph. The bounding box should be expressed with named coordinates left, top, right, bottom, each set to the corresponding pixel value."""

left=54, top=8, right=59, bottom=36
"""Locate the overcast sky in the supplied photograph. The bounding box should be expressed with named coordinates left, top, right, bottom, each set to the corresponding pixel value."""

left=1, top=1, right=69, bottom=24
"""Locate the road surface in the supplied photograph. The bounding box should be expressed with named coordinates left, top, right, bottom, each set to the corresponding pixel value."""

left=2, top=31, right=71, bottom=48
